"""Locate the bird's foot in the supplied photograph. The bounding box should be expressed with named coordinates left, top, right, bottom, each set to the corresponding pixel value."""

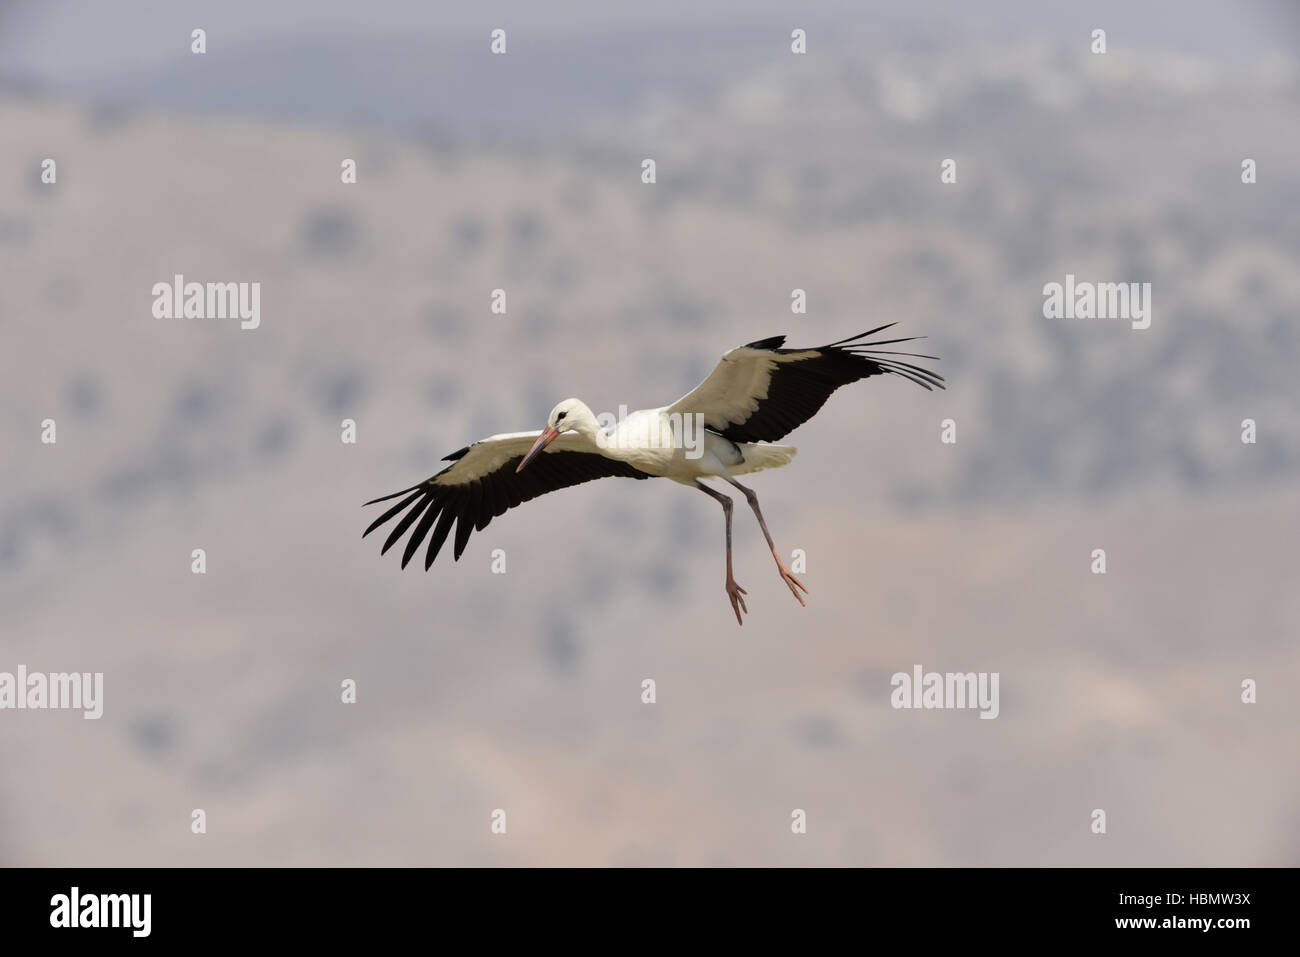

left=725, top=577, right=748, bottom=626
left=776, top=562, right=808, bottom=606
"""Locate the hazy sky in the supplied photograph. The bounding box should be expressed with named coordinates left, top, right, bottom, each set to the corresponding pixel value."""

left=2, top=0, right=1294, bottom=84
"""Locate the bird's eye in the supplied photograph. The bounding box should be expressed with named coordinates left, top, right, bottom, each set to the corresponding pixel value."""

left=556, top=411, right=567, bottom=421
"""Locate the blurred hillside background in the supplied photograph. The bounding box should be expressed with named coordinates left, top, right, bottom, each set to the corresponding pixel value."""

left=0, top=0, right=1297, bottom=866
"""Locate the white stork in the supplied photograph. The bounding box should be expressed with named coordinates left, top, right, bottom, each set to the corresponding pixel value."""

left=364, top=324, right=943, bottom=624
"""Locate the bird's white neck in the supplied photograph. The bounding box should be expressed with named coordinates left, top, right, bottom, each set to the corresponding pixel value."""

left=559, top=403, right=606, bottom=446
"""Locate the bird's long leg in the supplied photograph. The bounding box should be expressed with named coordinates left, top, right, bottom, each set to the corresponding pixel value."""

left=695, top=481, right=747, bottom=626
left=725, top=477, right=808, bottom=607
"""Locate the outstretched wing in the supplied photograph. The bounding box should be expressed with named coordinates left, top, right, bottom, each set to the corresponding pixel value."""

left=363, top=431, right=650, bottom=569
left=665, top=323, right=944, bottom=444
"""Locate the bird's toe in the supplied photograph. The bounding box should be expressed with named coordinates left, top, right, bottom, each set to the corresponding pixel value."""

left=726, top=581, right=748, bottom=625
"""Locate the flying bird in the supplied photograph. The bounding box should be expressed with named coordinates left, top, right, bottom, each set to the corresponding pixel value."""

left=363, top=324, right=944, bottom=624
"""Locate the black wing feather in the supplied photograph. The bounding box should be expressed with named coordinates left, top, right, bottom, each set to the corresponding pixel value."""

left=402, top=499, right=443, bottom=569
left=383, top=494, right=434, bottom=556
left=426, top=506, right=458, bottom=569
left=365, top=449, right=650, bottom=569
left=364, top=489, right=423, bottom=539
left=718, top=324, right=944, bottom=443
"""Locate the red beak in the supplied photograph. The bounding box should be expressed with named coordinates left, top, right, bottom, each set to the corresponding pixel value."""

left=516, top=426, right=560, bottom=473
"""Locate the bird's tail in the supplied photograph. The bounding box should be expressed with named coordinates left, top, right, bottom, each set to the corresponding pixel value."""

left=734, top=444, right=798, bottom=475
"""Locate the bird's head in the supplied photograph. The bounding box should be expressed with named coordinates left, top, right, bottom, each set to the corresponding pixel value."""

left=516, top=398, right=596, bottom=473
left=547, top=398, right=592, bottom=433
